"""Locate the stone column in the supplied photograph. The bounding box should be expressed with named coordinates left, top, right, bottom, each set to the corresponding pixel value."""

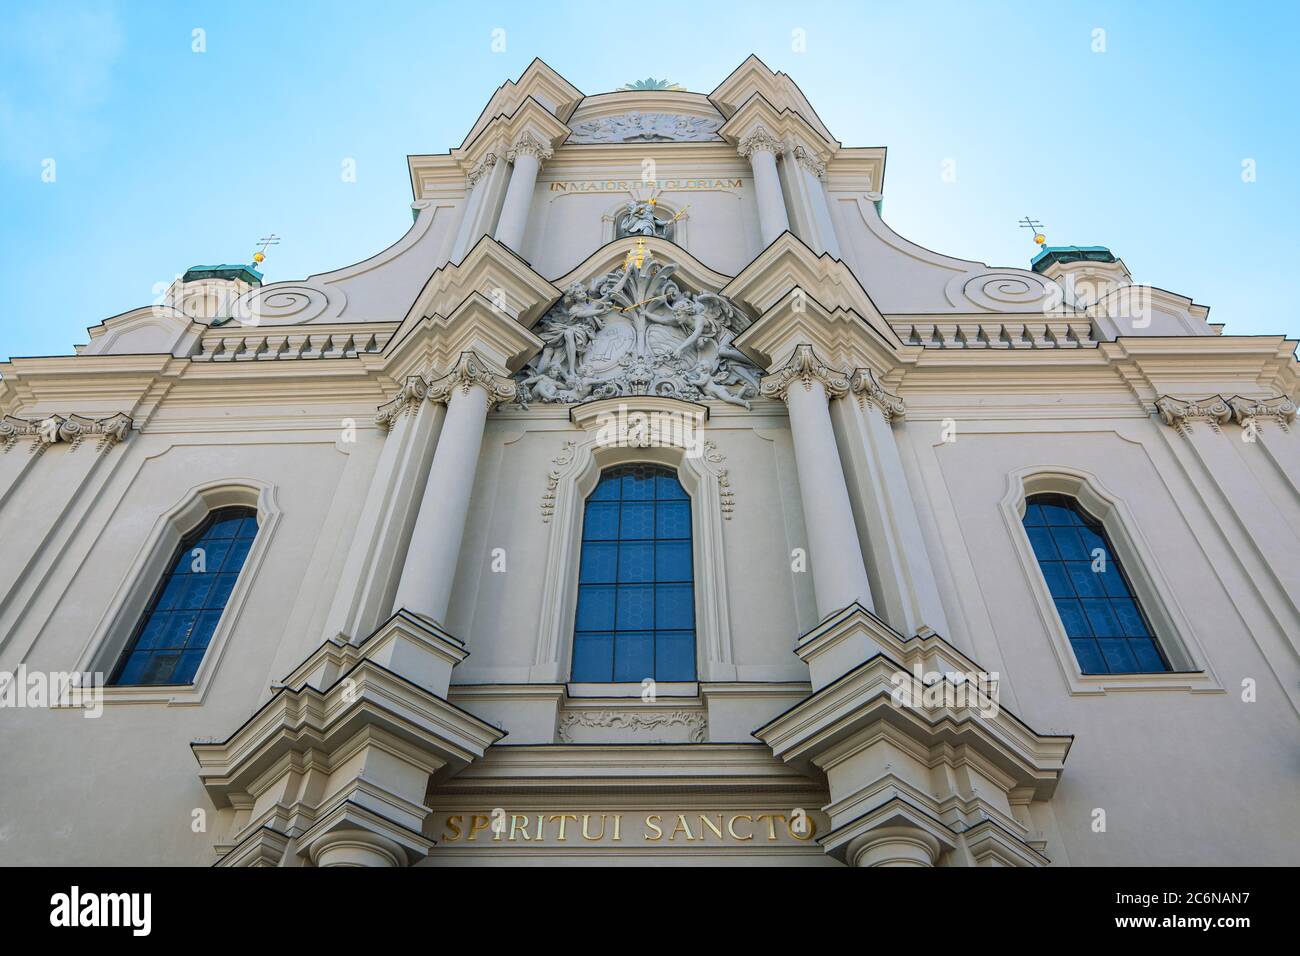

left=308, top=830, right=405, bottom=868
left=739, top=127, right=791, bottom=247
left=494, top=133, right=552, bottom=253
left=392, top=352, right=517, bottom=626
left=846, top=827, right=942, bottom=867
left=450, top=152, right=505, bottom=263
left=762, top=345, right=875, bottom=619
left=790, top=145, right=841, bottom=258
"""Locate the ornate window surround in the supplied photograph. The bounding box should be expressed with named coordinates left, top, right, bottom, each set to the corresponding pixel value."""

left=530, top=397, right=735, bottom=686
left=76, top=478, right=282, bottom=705
left=999, top=466, right=1222, bottom=696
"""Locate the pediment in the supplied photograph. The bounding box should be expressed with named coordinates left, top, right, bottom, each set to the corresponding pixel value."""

left=552, top=236, right=735, bottom=303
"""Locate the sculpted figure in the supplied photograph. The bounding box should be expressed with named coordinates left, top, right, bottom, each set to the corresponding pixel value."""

left=682, top=363, right=753, bottom=409
left=618, top=200, right=673, bottom=238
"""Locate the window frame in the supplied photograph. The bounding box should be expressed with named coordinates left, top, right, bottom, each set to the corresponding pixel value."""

left=570, top=463, right=698, bottom=683
left=108, top=505, right=259, bottom=687
left=1000, top=467, right=1222, bottom=696
left=77, top=479, right=281, bottom=705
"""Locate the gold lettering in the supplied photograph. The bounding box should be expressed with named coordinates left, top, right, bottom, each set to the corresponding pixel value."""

left=727, top=814, right=754, bottom=841
left=644, top=813, right=663, bottom=841
left=670, top=814, right=697, bottom=842
left=442, top=814, right=463, bottom=842
left=549, top=813, right=578, bottom=841
left=698, top=814, right=724, bottom=841
left=581, top=813, right=607, bottom=841
left=509, top=814, right=531, bottom=842
left=612, top=814, right=622, bottom=841
left=467, top=814, right=490, bottom=841
left=755, top=813, right=782, bottom=841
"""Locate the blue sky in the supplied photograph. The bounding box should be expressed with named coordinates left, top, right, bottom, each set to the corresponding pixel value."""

left=2, top=0, right=1297, bottom=361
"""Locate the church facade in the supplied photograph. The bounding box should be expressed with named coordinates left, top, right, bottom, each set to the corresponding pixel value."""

left=1, top=58, right=1297, bottom=867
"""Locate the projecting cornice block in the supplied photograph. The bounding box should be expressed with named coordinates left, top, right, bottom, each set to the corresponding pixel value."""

left=710, top=54, right=836, bottom=146
left=460, top=57, right=584, bottom=150
left=717, top=92, right=839, bottom=166
left=726, top=234, right=906, bottom=372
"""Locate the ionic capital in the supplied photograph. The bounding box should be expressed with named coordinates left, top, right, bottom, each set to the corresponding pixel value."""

left=506, top=131, right=553, bottom=165
left=1154, top=394, right=1232, bottom=435
left=792, top=144, right=827, bottom=180
left=738, top=125, right=785, bottom=159
left=375, top=375, right=429, bottom=430
left=850, top=367, right=905, bottom=422
left=427, top=351, right=518, bottom=408
left=1227, top=394, right=1297, bottom=432
left=1, top=411, right=132, bottom=455
left=760, top=344, right=850, bottom=403
left=465, top=151, right=499, bottom=188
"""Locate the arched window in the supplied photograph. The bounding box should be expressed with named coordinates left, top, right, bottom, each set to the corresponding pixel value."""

left=1022, top=494, right=1170, bottom=675
left=571, top=464, right=695, bottom=682
left=110, top=506, right=259, bottom=686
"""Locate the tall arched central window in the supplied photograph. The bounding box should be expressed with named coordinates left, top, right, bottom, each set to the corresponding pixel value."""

left=1022, top=494, right=1170, bottom=675
left=110, top=506, right=258, bottom=686
left=571, top=464, right=696, bottom=682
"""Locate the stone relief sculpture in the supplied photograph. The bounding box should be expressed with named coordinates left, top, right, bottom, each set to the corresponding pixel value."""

left=515, top=250, right=760, bottom=408
left=567, top=112, right=723, bottom=144
left=617, top=199, right=675, bottom=239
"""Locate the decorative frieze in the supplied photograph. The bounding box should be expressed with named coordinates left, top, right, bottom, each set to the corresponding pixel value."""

left=850, top=367, right=905, bottom=423
left=556, top=709, right=707, bottom=744
left=1154, top=394, right=1232, bottom=435
left=1227, top=394, right=1297, bottom=432
left=737, top=126, right=785, bottom=158
left=567, top=112, right=722, bottom=144
left=759, top=344, right=850, bottom=403
left=1, top=412, right=132, bottom=455
left=427, top=352, right=519, bottom=408
left=375, top=375, right=429, bottom=430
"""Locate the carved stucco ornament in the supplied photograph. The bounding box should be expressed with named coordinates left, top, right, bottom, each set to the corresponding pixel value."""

left=515, top=249, right=759, bottom=408
left=465, top=152, right=499, bottom=188
left=1154, top=394, right=1232, bottom=435
left=1227, top=394, right=1297, bottom=432
left=428, top=352, right=519, bottom=408
left=375, top=375, right=429, bottom=430
left=507, top=131, right=553, bottom=164
left=759, top=344, right=851, bottom=403
left=556, top=709, right=707, bottom=743
left=737, top=125, right=785, bottom=158
left=568, top=112, right=722, bottom=144
left=1, top=412, right=132, bottom=455
left=850, top=367, right=906, bottom=423
left=792, top=145, right=827, bottom=180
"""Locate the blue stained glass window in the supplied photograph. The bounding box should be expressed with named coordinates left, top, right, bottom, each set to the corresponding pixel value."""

left=110, top=507, right=258, bottom=686
left=571, top=465, right=696, bottom=682
left=1022, top=494, right=1170, bottom=675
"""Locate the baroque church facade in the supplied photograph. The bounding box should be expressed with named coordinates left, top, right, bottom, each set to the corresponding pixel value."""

left=1, top=58, right=1297, bottom=867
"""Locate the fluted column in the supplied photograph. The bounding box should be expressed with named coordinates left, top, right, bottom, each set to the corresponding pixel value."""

left=762, top=345, right=875, bottom=619
left=739, top=126, right=790, bottom=247
left=393, top=352, right=517, bottom=626
left=494, top=132, right=552, bottom=253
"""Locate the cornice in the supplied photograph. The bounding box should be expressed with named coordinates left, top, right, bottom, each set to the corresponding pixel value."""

left=720, top=93, right=838, bottom=166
